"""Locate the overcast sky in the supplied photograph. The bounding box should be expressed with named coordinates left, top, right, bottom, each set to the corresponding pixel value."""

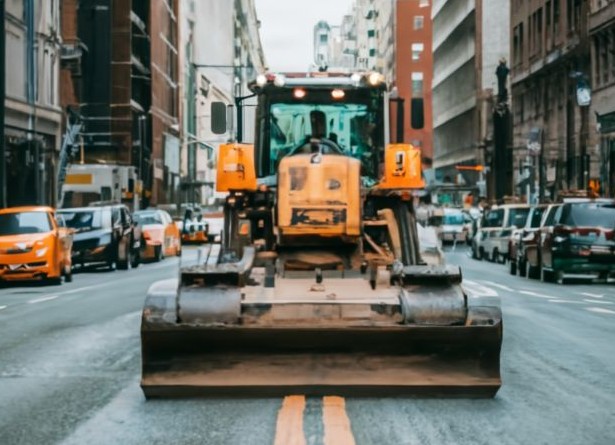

left=254, top=0, right=354, bottom=72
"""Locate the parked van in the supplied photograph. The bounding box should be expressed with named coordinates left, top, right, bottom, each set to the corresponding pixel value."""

left=472, top=204, right=530, bottom=263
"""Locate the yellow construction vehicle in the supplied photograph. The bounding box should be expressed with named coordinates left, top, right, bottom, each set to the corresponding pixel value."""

left=140, top=71, right=502, bottom=398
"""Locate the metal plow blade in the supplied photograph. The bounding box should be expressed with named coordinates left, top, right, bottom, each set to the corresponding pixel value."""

left=141, top=325, right=502, bottom=398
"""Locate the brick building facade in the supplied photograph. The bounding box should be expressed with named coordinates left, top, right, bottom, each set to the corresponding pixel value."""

left=510, top=0, right=598, bottom=200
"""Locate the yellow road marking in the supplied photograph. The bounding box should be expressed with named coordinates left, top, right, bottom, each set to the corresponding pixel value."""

left=274, top=395, right=306, bottom=445
left=323, top=396, right=356, bottom=445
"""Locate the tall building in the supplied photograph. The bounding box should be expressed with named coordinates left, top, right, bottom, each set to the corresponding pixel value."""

left=182, top=0, right=265, bottom=205
left=396, top=0, right=433, bottom=169
left=510, top=0, right=595, bottom=201
left=60, top=0, right=180, bottom=207
left=590, top=0, right=615, bottom=197
left=432, top=0, right=510, bottom=196
left=3, top=0, right=62, bottom=206
left=314, top=20, right=332, bottom=68
left=317, top=0, right=433, bottom=166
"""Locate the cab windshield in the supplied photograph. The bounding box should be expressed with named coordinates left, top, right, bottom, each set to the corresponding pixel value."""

left=268, top=102, right=381, bottom=180
left=0, top=212, right=52, bottom=235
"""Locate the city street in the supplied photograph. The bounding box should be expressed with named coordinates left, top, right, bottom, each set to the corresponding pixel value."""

left=1, top=246, right=614, bottom=445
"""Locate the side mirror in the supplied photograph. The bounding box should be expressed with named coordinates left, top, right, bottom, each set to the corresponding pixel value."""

left=211, top=102, right=227, bottom=135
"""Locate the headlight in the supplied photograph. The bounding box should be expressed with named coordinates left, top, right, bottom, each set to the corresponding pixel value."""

left=35, top=247, right=48, bottom=258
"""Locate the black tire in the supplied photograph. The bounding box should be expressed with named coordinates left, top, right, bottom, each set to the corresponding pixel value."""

left=491, top=249, right=499, bottom=263
left=154, top=245, right=164, bottom=262
left=479, top=247, right=486, bottom=261
left=131, top=248, right=140, bottom=269
left=64, top=264, right=73, bottom=283
left=518, top=258, right=527, bottom=277
left=527, top=264, right=539, bottom=279
left=541, top=266, right=554, bottom=283
left=117, top=245, right=131, bottom=270
left=509, top=259, right=517, bottom=275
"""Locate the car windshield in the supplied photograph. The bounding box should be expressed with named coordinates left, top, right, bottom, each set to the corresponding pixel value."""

left=0, top=212, right=52, bottom=235
left=268, top=101, right=382, bottom=180
left=60, top=210, right=104, bottom=232
left=507, top=208, right=530, bottom=228
left=562, top=203, right=615, bottom=227
left=443, top=214, right=464, bottom=225
left=135, top=212, right=163, bottom=225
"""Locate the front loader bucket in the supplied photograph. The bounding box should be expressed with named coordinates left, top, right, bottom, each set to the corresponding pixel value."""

left=141, top=323, right=501, bottom=398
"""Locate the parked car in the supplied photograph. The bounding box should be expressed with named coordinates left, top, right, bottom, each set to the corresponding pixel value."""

left=0, top=206, right=73, bottom=284
left=508, top=204, right=549, bottom=276
left=538, top=201, right=615, bottom=283
left=472, top=204, right=530, bottom=262
left=430, top=208, right=472, bottom=245
left=520, top=204, right=562, bottom=279
left=134, top=209, right=181, bottom=261
left=58, top=204, right=140, bottom=270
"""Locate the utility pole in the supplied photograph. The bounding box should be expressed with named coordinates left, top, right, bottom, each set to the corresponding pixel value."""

left=0, top=0, right=6, bottom=208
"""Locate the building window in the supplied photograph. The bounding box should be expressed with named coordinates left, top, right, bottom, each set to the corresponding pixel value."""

left=419, top=0, right=429, bottom=7
left=411, top=43, right=424, bottom=60
left=411, top=72, right=423, bottom=98
left=595, top=37, right=602, bottom=86
left=369, top=48, right=376, bottom=57
left=414, top=16, right=424, bottom=30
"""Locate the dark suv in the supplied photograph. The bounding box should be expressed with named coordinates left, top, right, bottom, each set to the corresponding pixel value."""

left=538, top=201, right=615, bottom=283
left=58, top=204, right=141, bottom=270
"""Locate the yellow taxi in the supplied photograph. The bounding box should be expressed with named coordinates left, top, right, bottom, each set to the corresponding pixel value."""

left=0, top=206, right=73, bottom=284
left=134, top=209, right=181, bottom=261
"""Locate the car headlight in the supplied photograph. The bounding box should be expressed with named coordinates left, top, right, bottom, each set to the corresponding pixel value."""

left=35, top=247, right=48, bottom=258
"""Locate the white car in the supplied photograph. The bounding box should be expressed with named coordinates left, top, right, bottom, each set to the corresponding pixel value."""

left=436, top=208, right=472, bottom=245
left=472, top=204, right=530, bottom=262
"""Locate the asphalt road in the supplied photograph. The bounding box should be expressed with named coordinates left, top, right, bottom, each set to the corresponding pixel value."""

left=1, top=246, right=614, bottom=445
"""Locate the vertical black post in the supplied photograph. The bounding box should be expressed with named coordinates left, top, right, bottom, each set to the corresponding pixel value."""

left=396, top=98, right=405, bottom=143
left=0, top=0, right=6, bottom=208
left=538, top=129, right=545, bottom=202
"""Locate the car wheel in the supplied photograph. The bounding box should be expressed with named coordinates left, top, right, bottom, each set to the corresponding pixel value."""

left=509, top=259, right=517, bottom=275
left=118, top=245, right=131, bottom=270
left=541, top=266, right=554, bottom=283
left=64, top=264, right=73, bottom=283
left=491, top=249, right=499, bottom=263
left=155, top=245, right=164, bottom=262
left=518, top=258, right=527, bottom=277
left=479, top=247, right=486, bottom=261
left=131, top=248, right=140, bottom=269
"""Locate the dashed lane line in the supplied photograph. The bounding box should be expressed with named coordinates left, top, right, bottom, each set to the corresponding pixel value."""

left=586, top=307, right=615, bottom=315
left=547, top=299, right=584, bottom=304
left=462, top=280, right=499, bottom=297
left=273, top=395, right=306, bottom=445
left=323, top=396, right=356, bottom=445
left=0, top=305, right=6, bottom=311
left=581, top=292, right=604, bottom=298
left=519, top=290, right=558, bottom=299
left=28, top=295, right=59, bottom=304
left=480, top=281, right=514, bottom=292
left=583, top=299, right=614, bottom=305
